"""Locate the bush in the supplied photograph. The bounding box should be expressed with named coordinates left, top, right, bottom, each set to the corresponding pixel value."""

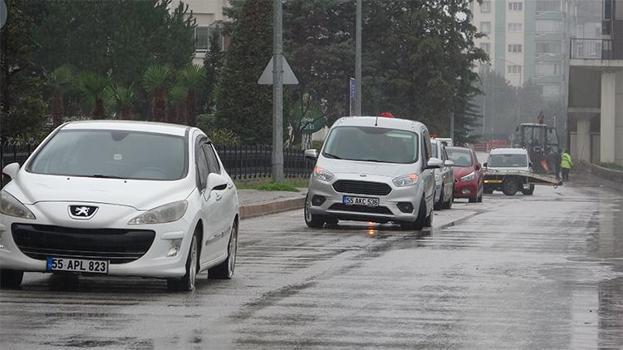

left=208, top=128, right=240, bottom=146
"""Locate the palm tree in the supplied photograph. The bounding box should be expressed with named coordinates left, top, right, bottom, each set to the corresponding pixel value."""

left=47, top=65, right=74, bottom=127
left=168, top=85, right=188, bottom=124
left=106, top=83, right=136, bottom=120
left=178, top=64, right=206, bottom=126
left=143, top=65, right=172, bottom=122
left=78, top=71, right=109, bottom=118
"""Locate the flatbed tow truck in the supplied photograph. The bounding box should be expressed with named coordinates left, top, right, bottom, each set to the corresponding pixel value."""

left=483, top=123, right=562, bottom=196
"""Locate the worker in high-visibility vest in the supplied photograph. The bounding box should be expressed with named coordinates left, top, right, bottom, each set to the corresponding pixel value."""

left=560, top=150, right=573, bottom=181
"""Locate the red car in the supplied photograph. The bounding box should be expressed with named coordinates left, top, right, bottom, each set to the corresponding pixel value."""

left=446, top=146, right=484, bottom=203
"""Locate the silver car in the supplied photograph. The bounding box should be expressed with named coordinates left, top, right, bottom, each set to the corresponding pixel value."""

left=431, top=139, right=454, bottom=210
left=304, top=116, right=442, bottom=230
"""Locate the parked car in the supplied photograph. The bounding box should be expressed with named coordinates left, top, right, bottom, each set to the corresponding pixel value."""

left=431, top=138, right=454, bottom=210
left=0, top=121, right=239, bottom=291
left=484, top=147, right=535, bottom=196
left=304, top=116, right=442, bottom=230
left=446, top=146, right=484, bottom=203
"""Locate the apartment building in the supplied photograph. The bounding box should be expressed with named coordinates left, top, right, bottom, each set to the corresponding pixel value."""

left=178, top=0, right=229, bottom=65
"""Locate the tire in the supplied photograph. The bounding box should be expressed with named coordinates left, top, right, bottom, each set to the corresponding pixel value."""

left=484, top=186, right=494, bottom=194
left=502, top=178, right=518, bottom=196
left=468, top=195, right=477, bottom=203
left=442, top=188, right=453, bottom=209
left=434, top=188, right=444, bottom=211
left=167, top=233, right=198, bottom=292
left=0, top=269, right=23, bottom=289
left=209, top=220, right=238, bottom=279
left=304, top=194, right=325, bottom=228
left=424, top=205, right=433, bottom=228
left=401, top=197, right=427, bottom=230
left=521, top=184, right=535, bottom=196
left=477, top=186, right=483, bottom=202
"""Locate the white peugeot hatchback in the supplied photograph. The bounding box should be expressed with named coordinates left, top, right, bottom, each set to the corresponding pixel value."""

left=0, top=121, right=239, bottom=291
left=304, top=116, right=442, bottom=230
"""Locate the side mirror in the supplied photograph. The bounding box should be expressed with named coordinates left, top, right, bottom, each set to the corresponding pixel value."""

left=444, top=160, right=454, bottom=167
left=2, top=163, right=20, bottom=179
left=206, top=173, right=228, bottom=191
left=483, top=162, right=488, bottom=168
left=426, top=157, right=443, bottom=169
left=304, top=149, right=318, bottom=160
left=475, top=164, right=481, bottom=171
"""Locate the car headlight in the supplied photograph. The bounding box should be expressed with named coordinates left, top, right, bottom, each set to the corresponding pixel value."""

left=128, top=200, right=188, bottom=225
left=0, top=190, right=35, bottom=219
left=313, top=166, right=335, bottom=182
left=393, top=173, right=418, bottom=187
left=461, top=172, right=475, bottom=182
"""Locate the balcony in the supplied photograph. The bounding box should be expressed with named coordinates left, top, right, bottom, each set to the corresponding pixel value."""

left=570, top=38, right=623, bottom=60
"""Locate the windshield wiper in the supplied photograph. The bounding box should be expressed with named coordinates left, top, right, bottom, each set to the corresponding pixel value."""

left=87, top=174, right=126, bottom=179
left=323, top=153, right=342, bottom=159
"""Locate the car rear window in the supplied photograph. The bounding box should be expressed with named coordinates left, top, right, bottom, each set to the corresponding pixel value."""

left=446, top=148, right=473, bottom=167
left=488, top=154, right=528, bottom=168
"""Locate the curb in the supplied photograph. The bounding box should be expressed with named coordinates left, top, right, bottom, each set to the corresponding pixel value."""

left=240, top=196, right=305, bottom=220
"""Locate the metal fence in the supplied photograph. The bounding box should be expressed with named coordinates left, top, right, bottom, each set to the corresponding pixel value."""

left=0, top=143, right=314, bottom=181
left=570, top=38, right=623, bottom=60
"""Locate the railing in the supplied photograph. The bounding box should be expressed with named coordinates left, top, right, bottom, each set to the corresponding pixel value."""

left=570, top=38, right=623, bottom=60
left=0, top=143, right=314, bottom=184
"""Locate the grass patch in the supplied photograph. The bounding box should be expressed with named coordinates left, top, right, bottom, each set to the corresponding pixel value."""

left=235, top=178, right=308, bottom=191
left=599, top=162, right=623, bottom=171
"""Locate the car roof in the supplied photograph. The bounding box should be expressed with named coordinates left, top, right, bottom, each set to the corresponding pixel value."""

left=332, top=116, right=426, bottom=133
left=61, top=120, right=190, bottom=137
left=489, top=148, right=528, bottom=155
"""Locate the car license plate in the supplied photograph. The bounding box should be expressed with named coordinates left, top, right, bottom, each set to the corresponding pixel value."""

left=46, top=257, right=109, bottom=275
left=343, top=195, right=379, bottom=207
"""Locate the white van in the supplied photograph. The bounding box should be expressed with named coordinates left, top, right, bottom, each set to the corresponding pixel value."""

left=304, top=116, right=442, bottom=230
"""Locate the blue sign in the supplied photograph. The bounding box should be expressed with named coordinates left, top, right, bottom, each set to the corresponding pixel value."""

left=349, top=78, right=356, bottom=98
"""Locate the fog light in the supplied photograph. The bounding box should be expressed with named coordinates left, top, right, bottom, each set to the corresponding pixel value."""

left=167, top=239, right=182, bottom=257
left=462, top=189, right=471, bottom=195
left=311, top=195, right=326, bottom=206
left=397, top=202, right=414, bottom=213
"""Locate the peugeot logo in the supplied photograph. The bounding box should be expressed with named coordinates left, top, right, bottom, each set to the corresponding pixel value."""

left=68, top=205, right=98, bottom=219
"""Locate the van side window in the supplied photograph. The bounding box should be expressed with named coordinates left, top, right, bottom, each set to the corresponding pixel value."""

left=195, top=139, right=209, bottom=189
left=202, top=143, right=221, bottom=174
left=422, top=131, right=432, bottom=161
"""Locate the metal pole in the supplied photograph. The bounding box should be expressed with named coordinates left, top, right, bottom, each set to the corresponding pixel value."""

left=272, top=0, right=284, bottom=182
left=450, top=112, right=455, bottom=141
left=355, top=0, right=362, bottom=116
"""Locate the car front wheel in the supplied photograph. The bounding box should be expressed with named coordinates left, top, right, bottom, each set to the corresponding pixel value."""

left=168, top=234, right=198, bottom=292
left=304, top=195, right=325, bottom=228
left=210, top=219, right=238, bottom=279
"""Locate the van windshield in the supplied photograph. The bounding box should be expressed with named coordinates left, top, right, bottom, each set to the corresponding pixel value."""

left=488, top=154, right=528, bottom=168
left=322, top=126, right=419, bottom=164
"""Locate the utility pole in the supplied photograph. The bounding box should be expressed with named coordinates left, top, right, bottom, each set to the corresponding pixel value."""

left=272, top=0, right=284, bottom=182
left=355, top=0, right=362, bottom=116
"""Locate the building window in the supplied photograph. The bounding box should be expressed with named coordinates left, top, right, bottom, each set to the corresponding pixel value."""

left=508, top=23, right=523, bottom=32
left=508, top=2, right=523, bottom=11
left=508, top=44, right=523, bottom=53
left=536, top=20, right=562, bottom=33
left=481, top=1, right=491, bottom=13
left=535, top=63, right=561, bottom=76
left=480, top=42, right=491, bottom=55
left=481, top=21, right=491, bottom=34
left=536, top=41, right=561, bottom=54
left=195, top=27, right=210, bottom=51
left=536, top=0, right=560, bottom=12
left=507, top=65, right=522, bottom=74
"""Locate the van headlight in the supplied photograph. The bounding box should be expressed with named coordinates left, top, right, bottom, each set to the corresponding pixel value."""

left=313, top=167, right=335, bottom=183
left=393, top=174, right=418, bottom=187
left=461, top=172, right=475, bottom=182
left=128, top=200, right=188, bottom=225
left=0, top=191, right=35, bottom=219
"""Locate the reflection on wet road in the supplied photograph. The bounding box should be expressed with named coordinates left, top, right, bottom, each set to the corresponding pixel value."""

left=1, top=174, right=622, bottom=349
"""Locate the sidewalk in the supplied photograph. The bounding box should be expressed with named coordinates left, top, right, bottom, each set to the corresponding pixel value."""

left=238, top=188, right=307, bottom=219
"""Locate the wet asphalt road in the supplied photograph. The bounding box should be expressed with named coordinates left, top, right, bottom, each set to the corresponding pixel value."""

left=1, top=173, right=622, bottom=349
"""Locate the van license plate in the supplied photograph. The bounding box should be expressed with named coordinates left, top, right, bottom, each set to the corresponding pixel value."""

left=46, top=257, right=109, bottom=274
left=343, top=196, right=379, bottom=207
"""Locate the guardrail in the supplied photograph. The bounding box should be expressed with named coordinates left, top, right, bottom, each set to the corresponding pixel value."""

left=0, top=142, right=314, bottom=184
left=570, top=38, right=623, bottom=60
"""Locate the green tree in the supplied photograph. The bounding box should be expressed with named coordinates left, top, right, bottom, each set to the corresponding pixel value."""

left=178, top=64, right=206, bottom=126
left=202, top=29, right=224, bottom=114
left=143, top=65, right=172, bottom=122
left=168, top=84, right=188, bottom=124
left=106, top=83, right=136, bottom=120
left=77, top=71, right=109, bottom=118
left=1, top=0, right=49, bottom=138
left=215, top=0, right=272, bottom=144
left=47, top=65, right=74, bottom=127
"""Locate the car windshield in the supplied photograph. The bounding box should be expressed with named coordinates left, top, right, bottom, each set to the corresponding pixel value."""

left=322, top=126, right=418, bottom=164
left=488, top=154, right=528, bottom=168
left=27, top=130, right=187, bottom=180
left=446, top=149, right=473, bottom=167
